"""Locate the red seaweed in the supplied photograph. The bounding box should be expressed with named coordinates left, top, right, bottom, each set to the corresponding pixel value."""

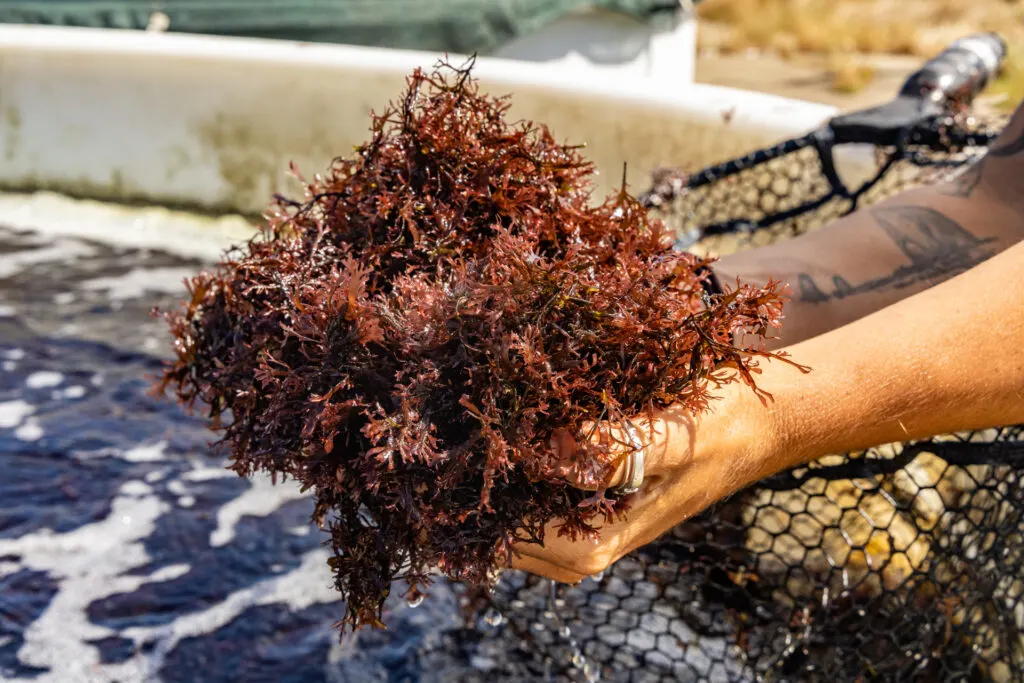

left=156, top=60, right=791, bottom=632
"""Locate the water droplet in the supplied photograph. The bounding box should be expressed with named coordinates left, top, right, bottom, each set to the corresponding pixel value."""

left=857, top=609, right=866, bottom=617
left=483, top=608, right=504, bottom=627
left=571, top=652, right=585, bottom=668
left=531, top=622, right=545, bottom=633
left=542, top=610, right=555, bottom=620
left=407, top=593, right=424, bottom=608
left=591, top=571, right=605, bottom=582
left=553, top=598, right=566, bottom=608
left=559, top=625, right=572, bottom=638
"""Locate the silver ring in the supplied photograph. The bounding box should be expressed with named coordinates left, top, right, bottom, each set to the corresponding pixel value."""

left=611, top=420, right=645, bottom=496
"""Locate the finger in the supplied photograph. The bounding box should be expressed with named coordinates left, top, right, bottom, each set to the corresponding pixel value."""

left=554, top=417, right=669, bottom=491
left=510, top=553, right=587, bottom=585
left=550, top=423, right=637, bottom=491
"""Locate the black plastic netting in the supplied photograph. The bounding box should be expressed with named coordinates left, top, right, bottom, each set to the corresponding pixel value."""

left=409, top=110, right=1024, bottom=683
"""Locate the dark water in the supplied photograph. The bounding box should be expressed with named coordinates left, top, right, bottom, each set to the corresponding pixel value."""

left=0, top=224, right=461, bottom=682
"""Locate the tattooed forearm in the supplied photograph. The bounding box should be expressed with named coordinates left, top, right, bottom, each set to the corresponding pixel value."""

left=797, top=205, right=997, bottom=304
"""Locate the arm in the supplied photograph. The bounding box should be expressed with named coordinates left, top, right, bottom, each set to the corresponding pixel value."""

left=714, top=103, right=1024, bottom=348
left=514, top=238, right=1024, bottom=582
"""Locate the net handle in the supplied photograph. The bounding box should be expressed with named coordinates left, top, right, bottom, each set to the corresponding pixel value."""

left=639, top=33, right=1007, bottom=211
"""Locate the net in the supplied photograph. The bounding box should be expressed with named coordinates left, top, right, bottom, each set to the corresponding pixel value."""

left=410, top=109, right=1024, bottom=682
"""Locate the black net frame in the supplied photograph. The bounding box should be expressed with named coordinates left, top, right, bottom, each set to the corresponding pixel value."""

left=409, top=87, right=1024, bottom=681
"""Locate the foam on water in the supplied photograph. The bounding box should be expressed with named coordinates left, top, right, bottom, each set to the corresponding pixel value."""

left=0, top=238, right=97, bottom=278
left=0, top=399, right=34, bottom=428
left=123, top=441, right=169, bottom=463
left=210, top=474, right=310, bottom=547
left=120, top=549, right=338, bottom=679
left=0, top=192, right=254, bottom=260
left=26, top=372, right=63, bottom=389
left=0, top=492, right=169, bottom=682
left=14, top=418, right=43, bottom=441
left=80, top=267, right=198, bottom=300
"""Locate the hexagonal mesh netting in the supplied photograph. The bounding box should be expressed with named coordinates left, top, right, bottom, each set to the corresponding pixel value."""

left=410, top=110, right=1024, bottom=682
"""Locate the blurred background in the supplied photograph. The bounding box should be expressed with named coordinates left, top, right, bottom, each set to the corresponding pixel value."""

left=693, top=0, right=1024, bottom=110
left=1, top=0, right=1020, bottom=110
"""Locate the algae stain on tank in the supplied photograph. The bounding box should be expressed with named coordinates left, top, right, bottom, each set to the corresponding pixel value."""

left=4, top=104, right=21, bottom=162
left=195, top=111, right=346, bottom=214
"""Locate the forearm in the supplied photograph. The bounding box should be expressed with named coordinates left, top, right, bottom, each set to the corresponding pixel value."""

left=734, top=239, right=1024, bottom=484
left=714, top=109, right=1024, bottom=349
left=513, top=241, right=1023, bottom=582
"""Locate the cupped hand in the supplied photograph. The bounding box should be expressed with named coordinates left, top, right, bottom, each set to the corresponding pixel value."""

left=510, top=396, right=771, bottom=583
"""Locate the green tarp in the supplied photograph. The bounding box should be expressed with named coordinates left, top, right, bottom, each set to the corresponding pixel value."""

left=0, top=1, right=680, bottom=54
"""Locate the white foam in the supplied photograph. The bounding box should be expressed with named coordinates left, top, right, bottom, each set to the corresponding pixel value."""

left=120, top=548, right=337, bottom=679
left=1, top=491, right=169, bottom=682
left=0, top=304, right=15, bottom=316
left=209, top=473, right=309, bottom=547
left=53, top=386, right=87, bottom=400
left=26, top=371, right=63, bottom=389
left=79, top=267, right=197, bottom=301
left=182, top=468, right=235, bottom=482
left=2, top=348, right=26, bottom=360
left=15, top=418, right=43, bottom=441
left=0, top=192, right=256, bottom=261
left=0, top=238, right=97, bottom=278
left=122, top=441, right=167, bottom=463
left=53, top=292, right=76, bottom=305
left=0, top=399, right=34, bottom=428
left=149, top=564, right=191, bottom=583
left=2, top=361, right=15, bottom=372
left=120, top=481, right=153, bottom=497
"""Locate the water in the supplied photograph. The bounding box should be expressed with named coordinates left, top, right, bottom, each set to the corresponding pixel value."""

left=0, top=195, right=461, bottom=682
left=0, top=193, right=745, bottom=683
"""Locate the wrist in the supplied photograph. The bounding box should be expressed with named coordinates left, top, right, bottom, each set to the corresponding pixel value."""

left=689, top=364, right=795, bottom=500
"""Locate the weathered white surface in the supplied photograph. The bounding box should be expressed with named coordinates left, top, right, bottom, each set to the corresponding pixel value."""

left=0, top=25, right=837, bottom=216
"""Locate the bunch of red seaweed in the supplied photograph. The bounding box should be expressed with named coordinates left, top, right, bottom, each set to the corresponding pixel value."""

left=157, top=61, right=789, bottom=631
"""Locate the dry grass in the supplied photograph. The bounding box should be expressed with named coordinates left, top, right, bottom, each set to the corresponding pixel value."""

left=827, top=53, right=876, bottom=94
left=697, top=0, right=1024, bottom=103
left=989, top=43, right=1024, bottom=112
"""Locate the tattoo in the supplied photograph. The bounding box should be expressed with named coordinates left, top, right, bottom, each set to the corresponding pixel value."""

left=796, top=205, right=997, bottom=304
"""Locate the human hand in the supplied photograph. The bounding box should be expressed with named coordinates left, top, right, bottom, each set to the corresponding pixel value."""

left=510, top=389, right=776, bottom=583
